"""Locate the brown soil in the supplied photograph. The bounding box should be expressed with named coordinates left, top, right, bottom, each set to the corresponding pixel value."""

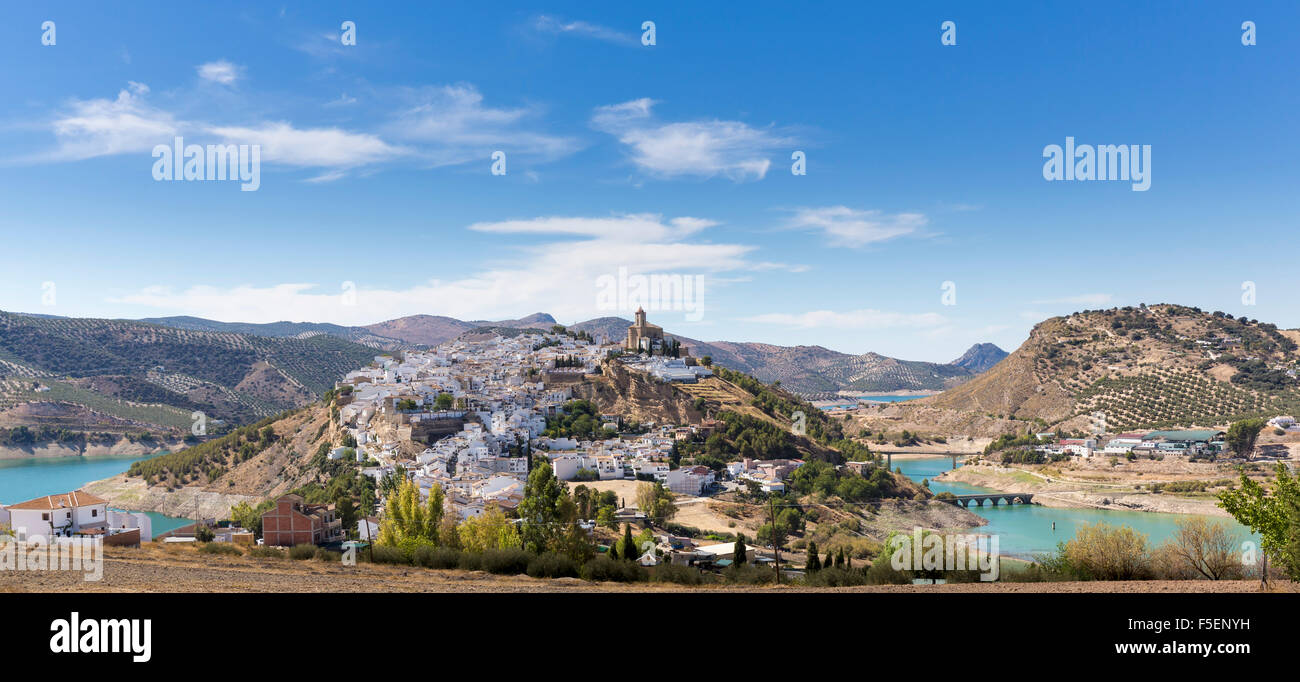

left=1, top=544, right=1288, bottom=593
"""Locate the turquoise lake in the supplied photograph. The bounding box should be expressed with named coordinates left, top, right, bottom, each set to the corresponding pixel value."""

left=892, top=455, right=1255, bottom=559
left=0, top=453, right=190, bottom=538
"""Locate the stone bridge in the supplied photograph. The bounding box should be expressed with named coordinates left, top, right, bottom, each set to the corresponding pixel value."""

left=943, top=492, right=1035, bottom=508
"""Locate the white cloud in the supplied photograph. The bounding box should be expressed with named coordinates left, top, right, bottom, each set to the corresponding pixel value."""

left=530, top=15, right=635, bottom=45
left=206, top=122, right=406, bottom=168
left=110, top=214, right=765, bottom=324
left=29, top=83, right=405, bottom=177
left=788, top=206, right=927, bottom=248
left=197, top=60, right=241, bottom=85
left=389, top=84, right=578, bottom=166
left=44, top=85, right=179, bottom=161
left=744, top=309, right=947, bottom=330
left=592, top=98, right=794, bottom=181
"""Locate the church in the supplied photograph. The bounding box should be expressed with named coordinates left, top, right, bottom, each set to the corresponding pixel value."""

left=625, top=307, right=664, bottom=352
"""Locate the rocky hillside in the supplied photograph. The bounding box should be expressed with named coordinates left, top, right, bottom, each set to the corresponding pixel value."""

left=568, top=317, right=1003, bottom=395
left=948, top=343, right=1010, bottom=373
left=0, top=311, right=376, bottom=432
left=364, top=313, right=557, bottom=346
left=927, top=304, right=1300, bottom=430
left=140, top=316, right=409, bottom=350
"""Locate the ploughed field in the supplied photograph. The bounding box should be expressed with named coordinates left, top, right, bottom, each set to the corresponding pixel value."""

left=0, top=544, right=1287, bottom=593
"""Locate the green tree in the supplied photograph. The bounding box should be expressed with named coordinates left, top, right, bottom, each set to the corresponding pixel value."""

left=1225, top=418, right=1267, bottom=460
left=1218, top=462, right=1300, bottom=580
left=618, top=524, right=639, bottom=562
left=806, top=541, right=821, bottom=572
left=377, top=478, right=444, bottom=548
left=733, top=533, right=748, bottom=565
left=635, top=481, right=677, bottom=522
left=516, top=461, right=571, bottom=555
left=435, top=393, right=454, bottom=411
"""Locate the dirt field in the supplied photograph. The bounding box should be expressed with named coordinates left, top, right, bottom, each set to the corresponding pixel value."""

left=1, top=544, right=1290, bottom=593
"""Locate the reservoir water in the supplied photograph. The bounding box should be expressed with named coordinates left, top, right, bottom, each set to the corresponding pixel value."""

left=893, top=455, right=1254, bottom=559
left=0, top=453, right=190, bottom=538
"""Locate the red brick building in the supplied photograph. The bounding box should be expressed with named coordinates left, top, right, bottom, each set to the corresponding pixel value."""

left=260, top=494, right=344, bottom=547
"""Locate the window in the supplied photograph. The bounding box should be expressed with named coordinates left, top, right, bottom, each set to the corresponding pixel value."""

left=42, top=513, right=50, bottom=521
left=91, top=509, right=98, bottom=517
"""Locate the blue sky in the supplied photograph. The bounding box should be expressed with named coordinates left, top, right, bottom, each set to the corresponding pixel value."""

left=1, top=1, right=1297, bottom=362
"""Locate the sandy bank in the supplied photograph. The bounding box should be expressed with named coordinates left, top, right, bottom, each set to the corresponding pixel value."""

left=936, top=465, right=1230, bottom=517
left=82, top=474, right=258, bottom=520
left=0, top=439, right=182, bottom=461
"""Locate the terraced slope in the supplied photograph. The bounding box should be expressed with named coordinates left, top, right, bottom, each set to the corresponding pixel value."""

left=927, top=304, right=1300, bottom=430
left=0, top=311, right=375, bottom=431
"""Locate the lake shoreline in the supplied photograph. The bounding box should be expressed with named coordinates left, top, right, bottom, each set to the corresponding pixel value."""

left=0, top=440, right=181, bottom=461
left=934, top=462, right=1230, bottom=517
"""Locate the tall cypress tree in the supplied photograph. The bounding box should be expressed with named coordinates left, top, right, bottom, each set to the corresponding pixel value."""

left=806, top=541, right=821, bottom=572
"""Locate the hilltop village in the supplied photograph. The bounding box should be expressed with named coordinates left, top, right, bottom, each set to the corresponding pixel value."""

left=332, top=309, right=724, bottom=525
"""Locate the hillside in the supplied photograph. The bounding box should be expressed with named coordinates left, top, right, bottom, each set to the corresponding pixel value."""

left=568, top=317, right=1002, bottom=395
left=141, top=316, right=408, bottom=350
left=364, top=313, right=557, bottom=346
left=927, top=304, right=1300, bottom=430
left=0, top=311, right=376, bottom=432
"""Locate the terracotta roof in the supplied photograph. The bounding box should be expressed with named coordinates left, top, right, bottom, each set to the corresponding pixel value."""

left=7, top=490, right=109, bottom=511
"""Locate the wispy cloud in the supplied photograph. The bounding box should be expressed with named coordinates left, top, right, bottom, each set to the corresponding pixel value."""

left=205, top=122, right=405, bottom=168
left=197, top=60, right=242, bottom=85
left=787, top=206, right=927, bottom=248
left=110, top=214, right=768, bottom=324
left=529, top=15, right=636, bottom=46
left=592, top=98, right=794, bottom=181
left=20, top=80, right=572, bottom=180
left=744, top=309, right=947, bottom=330
left=389, top=84, right=579, bottom=166
left=39, top=83, right=179, bottom=161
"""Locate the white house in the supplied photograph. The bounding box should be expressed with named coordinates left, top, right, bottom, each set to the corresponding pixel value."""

left=4, top=491, right=109, bottom=540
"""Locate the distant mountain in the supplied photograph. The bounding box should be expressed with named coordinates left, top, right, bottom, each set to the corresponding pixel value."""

left=0, top=311, right=377, bottom=432
left=928, top=304, right=1300, bottom=430
left=364, top=313, right=557, bottom=346
left=142, top=316, right=407, bottom=350
left=948, top=343, right=1009, bottom=373
left=569, top=316, right=1001, bottom=395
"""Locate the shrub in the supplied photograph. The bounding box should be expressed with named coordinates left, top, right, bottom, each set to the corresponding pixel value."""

left=480, top=548, right=533, bottom=575
left=1058, top=523, right=1151, bottom=580
left=412, top=546, right=462, bottom=570
left=650, top=563, right=703, bottom=585
left=289, top=544, right=319, bottom=560
left=198, top=542, right=242, bottom=557
left=248, top=545, right=284, bottom=559
left=457, top=552, right=484, bottom=572
left=864, top=558, right=911, bottom=585
left=314, top=548, right=341, bottom=562
left=369, top=545, right=409, bottom=565
left=722, top=563, right=774, bottom=585
left=580, top=556, right=647, bottom=582
left=802, top=566, right=867, bottom=587
left=194, top=526, right=215, bottom=543
left=526, top=552, right=579, bottom=579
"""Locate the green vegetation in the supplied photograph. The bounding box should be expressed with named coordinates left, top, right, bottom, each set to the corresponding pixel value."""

left=127, top=409, right=299, bottom=485
left=1218, top=462, right=1300, bottom=581
left=542, top=399, right=616, bottom=440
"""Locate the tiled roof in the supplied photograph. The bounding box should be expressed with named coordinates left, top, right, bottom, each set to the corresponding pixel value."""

left=7, top=490, right=109, bottom=511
